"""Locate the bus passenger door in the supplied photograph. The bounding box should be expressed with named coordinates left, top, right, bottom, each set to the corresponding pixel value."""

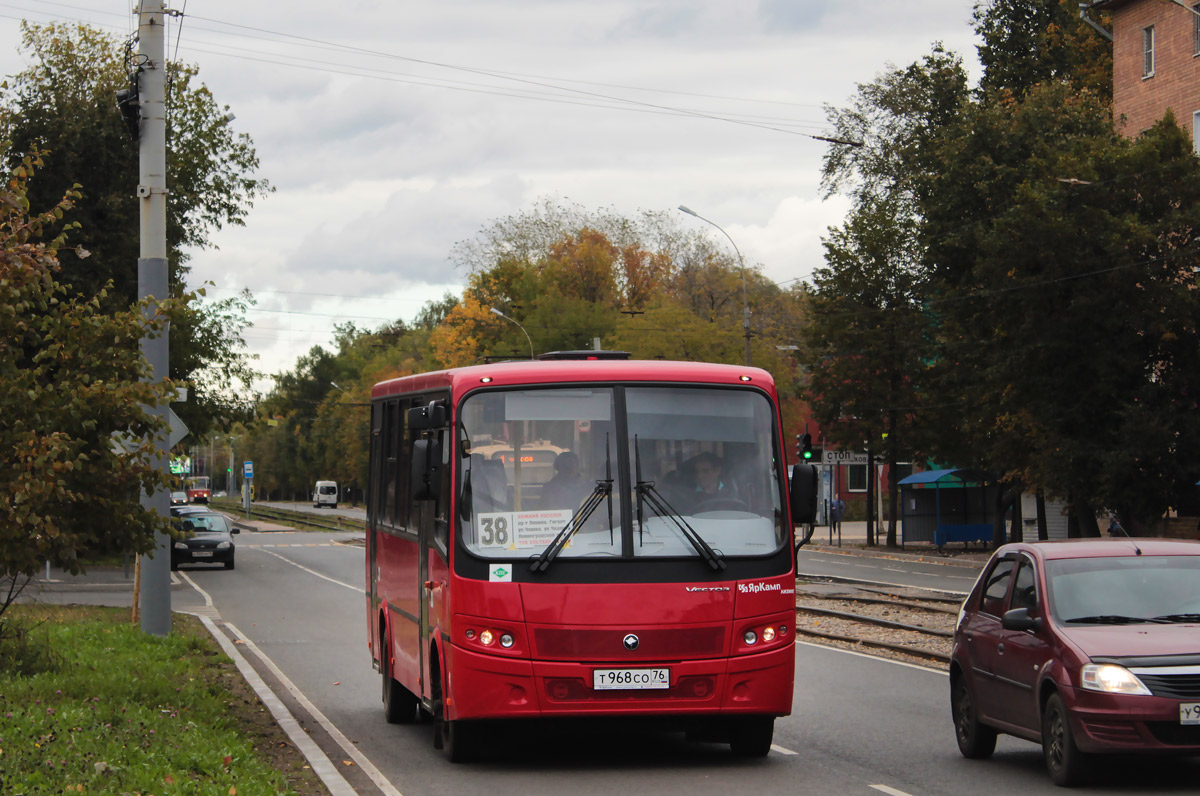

left=412, top=398, right=451, bottom=703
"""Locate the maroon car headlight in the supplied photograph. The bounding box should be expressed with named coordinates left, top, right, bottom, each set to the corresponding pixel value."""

left=1080, top=663, right=1152, bottom=696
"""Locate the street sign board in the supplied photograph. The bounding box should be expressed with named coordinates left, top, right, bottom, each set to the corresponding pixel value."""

left=243, top=460, right=254, bottom=479
left=167, top=408, right=189, bottom=448
left=823, top=450, right=868, bottom=465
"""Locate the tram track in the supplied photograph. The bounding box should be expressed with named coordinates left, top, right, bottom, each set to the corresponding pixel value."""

left=211, top=500, right=366, bottom=534
left=795, top=583, right=960, bottom=667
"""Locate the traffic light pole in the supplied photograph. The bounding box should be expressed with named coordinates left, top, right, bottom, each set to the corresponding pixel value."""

left=136, top=0, right=171, bottom=636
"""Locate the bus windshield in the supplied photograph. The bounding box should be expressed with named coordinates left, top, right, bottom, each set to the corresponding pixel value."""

left=457, top=385, right=785, bottom=561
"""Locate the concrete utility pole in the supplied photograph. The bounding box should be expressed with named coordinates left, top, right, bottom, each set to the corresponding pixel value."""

left=136, top=0, right=171, bottom=636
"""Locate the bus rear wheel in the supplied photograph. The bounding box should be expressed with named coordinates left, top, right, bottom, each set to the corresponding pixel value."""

left=729, top=716, right=774, bottom=757
left=381, top=636, right=417, bottom=724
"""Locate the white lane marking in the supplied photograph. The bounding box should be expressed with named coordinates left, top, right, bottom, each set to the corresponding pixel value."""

left=794, top=639, right=948, bottom=676
left=770, top=744, right=798, bottom=755
left=197, top=615, right=359, bottom=796
left=870, top=785, right=918, bottom=796
left=252, top=546, right=364, bottom=594
left=224, top=622, right=405, bottom=796
left=180, top=571, right=214, bottom=607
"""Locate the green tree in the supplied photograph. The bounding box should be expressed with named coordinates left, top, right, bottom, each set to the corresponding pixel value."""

left=920, top=83, right=1200, bottom=534
left=1, top=153, right=174, bottom=622
left=0, top=21, right=271, bottom=438
left=973, top=0, right=1113, bottom=101
left=810, top=46, right=969, bottom=545
left=822, top=45, right=969, bottom=215
left=804, top=199, right=931, bottom=546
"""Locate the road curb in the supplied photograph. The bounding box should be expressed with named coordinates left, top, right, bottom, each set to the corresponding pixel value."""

left=797, top=571, right=969, bottom=597
left=802, top=543, right=988, bottom=569
left=197, top=614, right=360, bottom=796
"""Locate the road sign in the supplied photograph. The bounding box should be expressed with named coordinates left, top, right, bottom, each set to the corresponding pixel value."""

left=823, top=450, right=868, bottom=465
left=168, top=408, right=189, bottom=448
left=243, top=460, right=254, bottom=479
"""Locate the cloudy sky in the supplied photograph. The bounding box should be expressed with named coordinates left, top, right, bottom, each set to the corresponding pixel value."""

left=0, top=1, right=983, bottom=386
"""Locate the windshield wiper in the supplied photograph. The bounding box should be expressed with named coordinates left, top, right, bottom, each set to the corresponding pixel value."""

left=530, top=438, right=613, bottom=573
left=1064, top=614, right=1171, bottom=624
left=633, top=436, right=725, bottom=572
left=1151, top=613, right=1200, bottom=623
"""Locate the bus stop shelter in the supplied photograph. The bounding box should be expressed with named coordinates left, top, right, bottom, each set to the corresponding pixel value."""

left=898, top=469, right=999, bottom=548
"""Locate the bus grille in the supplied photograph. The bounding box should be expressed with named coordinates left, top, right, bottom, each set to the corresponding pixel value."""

left=533, top=626, right=725, bottom=661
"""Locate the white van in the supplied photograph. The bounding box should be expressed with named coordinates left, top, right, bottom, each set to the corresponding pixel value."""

left=313, top=480, right=338, bottom=508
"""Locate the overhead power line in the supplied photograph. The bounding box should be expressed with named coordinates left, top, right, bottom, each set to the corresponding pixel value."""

left=6, top=0, right=838, bottom=139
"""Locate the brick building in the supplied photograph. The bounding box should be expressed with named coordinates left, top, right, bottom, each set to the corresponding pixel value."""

left=1092, top=0, right=1200, bottom=146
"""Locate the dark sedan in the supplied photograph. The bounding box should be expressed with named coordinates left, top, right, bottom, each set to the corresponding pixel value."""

left=171, top=511, right=239, bottom=570
left=950, top=538, right=1200, bottom=786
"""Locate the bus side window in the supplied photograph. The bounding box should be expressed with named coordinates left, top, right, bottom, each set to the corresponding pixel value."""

left=383, top=400, right=399, bottom=526
left=395, top=399, right=410, bottom=532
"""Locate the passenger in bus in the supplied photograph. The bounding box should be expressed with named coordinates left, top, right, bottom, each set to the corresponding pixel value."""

left=539, top=451, right=590, bottom=510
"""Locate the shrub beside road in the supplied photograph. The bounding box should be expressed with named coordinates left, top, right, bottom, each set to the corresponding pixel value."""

left=0, top=605, right=327, bottom=795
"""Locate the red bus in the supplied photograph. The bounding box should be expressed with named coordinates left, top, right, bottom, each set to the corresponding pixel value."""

left=186, top=475, right=211, bottom=504
left=365, top=353, right=816, bottom=761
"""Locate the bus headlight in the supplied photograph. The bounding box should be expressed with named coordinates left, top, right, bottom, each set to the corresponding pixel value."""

left=744, top=630, right=758, bottom=645
left=479, top=629, right=495, bottom=646
left=500, top=633, right=514, bottom=648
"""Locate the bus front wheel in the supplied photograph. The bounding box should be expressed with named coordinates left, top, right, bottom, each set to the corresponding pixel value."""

left=729, top=716, right=774, bottom=757
left=432, top=669, right=476, bottom=762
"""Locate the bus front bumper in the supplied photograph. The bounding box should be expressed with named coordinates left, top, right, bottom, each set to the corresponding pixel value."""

left=446, top=643, right=794, bottom=721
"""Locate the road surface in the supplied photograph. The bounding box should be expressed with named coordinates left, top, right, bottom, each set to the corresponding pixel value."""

left=160, top=529, right=1199, bottom=795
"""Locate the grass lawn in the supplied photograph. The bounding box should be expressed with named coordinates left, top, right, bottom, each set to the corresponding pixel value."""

left=0, top=605, right=328, bottom=795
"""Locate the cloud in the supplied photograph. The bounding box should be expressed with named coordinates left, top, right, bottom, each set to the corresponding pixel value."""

left=0, top=0, right=985, bottom=382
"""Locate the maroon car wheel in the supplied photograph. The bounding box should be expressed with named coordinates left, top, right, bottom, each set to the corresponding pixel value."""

left=952, top=675, right=996, bottom=759
left=1042, top=693, right=1090, bottom=787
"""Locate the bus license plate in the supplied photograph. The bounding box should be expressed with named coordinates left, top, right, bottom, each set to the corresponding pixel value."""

left=593, top=668, right=669, bottom=691
left=192, top=551, right=213, bottom=558
left=1182, top=703, right=1200, bottom=725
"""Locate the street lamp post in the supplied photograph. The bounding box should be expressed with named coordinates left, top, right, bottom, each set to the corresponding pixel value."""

left=678, top=205, right=751, bottom=366
left=489, top=307, right=535, bottom=360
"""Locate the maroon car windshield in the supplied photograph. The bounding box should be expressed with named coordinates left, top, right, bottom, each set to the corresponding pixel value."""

left=1045, top=555, right=1200, bottom=624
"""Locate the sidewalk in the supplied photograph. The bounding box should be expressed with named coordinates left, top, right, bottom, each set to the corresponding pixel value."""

left=803, top=521, right=994, bottom=567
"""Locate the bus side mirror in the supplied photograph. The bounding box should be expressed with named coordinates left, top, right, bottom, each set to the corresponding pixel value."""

left=411, top=438, right=442, bottom=501
left=789, top=462, right=818, bottom=526
left=408, top=401, right=447, bottom=431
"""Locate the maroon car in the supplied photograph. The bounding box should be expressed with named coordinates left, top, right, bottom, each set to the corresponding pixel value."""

left=950, top=538, right=1200, bottom=786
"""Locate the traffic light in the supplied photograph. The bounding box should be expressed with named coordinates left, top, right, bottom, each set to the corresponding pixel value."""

left=115, top=72, right=140, bottom=140
left=801, top=433, right=813, bottom=461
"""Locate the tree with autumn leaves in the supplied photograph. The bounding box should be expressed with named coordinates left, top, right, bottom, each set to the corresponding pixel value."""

left=245, top=202, right=811, bottom=501
left=433, top=204, right=804, bottom=377
left=1, top=153, right=177, bottom=625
